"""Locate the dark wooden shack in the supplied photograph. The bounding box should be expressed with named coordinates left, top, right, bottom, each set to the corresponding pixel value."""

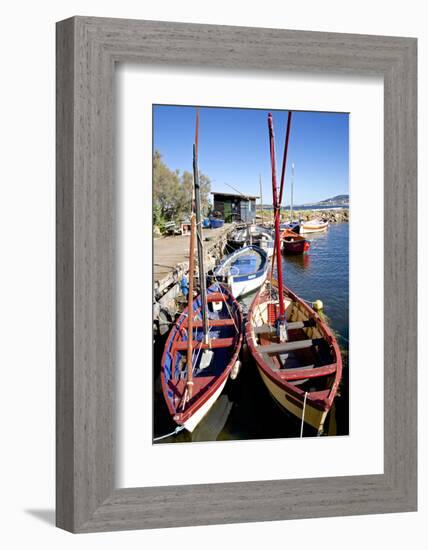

left=211, top=192, right=258, bottom=223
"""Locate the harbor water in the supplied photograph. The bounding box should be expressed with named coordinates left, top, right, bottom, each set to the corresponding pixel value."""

left=153, top=223, right=349, bottom=443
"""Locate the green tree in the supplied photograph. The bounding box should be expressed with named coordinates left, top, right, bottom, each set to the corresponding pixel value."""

left=153, top=151, right=212, bottom=231
left=181, top=170, right=211, bottom=217
left=153, top=151, right=186, bottom=227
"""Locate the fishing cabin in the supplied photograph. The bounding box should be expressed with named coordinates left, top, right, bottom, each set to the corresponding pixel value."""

left=211, top=192, right=258, bottom=223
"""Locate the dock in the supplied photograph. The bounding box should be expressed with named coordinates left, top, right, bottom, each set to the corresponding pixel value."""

left=154, top=223, right=235, bottom=333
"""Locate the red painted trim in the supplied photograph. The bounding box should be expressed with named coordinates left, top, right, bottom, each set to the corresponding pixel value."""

left=206, top=292, right=228, bottom=302
left=181, top=318, right=236, bottom=329
left=245, top=281, right=343, bottom=414
left=173, top=337, right=234, bottom=352
left=160, top=284, right=244, bottom=428
left=278, top=363, right=337, bottom=381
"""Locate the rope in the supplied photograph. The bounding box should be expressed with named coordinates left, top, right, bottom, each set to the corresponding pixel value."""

left=300, top=391, right=308, bottom=438
left=210, top=275, right=239, bottom=334
left=153, top=425, right=185, bottom=442
left=192, top=324, right=214, bottom=371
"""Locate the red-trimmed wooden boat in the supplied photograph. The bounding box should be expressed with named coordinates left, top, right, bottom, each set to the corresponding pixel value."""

left=281, top=228, right=310, bottom=255
left=160, top=109, right=243, bottom=433
left=245, top=280, right=342, bottom=434
left=161, top=283, right=243, bottom=432
left=245, top=111, right=342, bottom=434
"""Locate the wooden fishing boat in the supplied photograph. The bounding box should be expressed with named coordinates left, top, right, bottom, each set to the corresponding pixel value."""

left=161, top=283, right=243, bottom=432
left=246, top=280, right=342, bottom=434
left=160, top=109, right=243, bottom=433
left=246, top=111, right=342, bottom=434
left=227, top=225, right=274, bottom=257
left=281, top=228, right=310, bottom=255
left=299, top=219, right=329, bottom=234
left=212, top=244, right=268, bottom=298
left=281, top=221, right=300, bottom=233
left=227, top=226, right=248, bottom=250
left=251, top=228, right=274, bottom=258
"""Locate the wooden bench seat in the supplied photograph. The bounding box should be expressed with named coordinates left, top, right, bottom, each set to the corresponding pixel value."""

left=254, top=319, right=316, bottom=334
left=256, top=338, right=325, bottom=354
left=182, top=318, right=236, bottom=329
left=173, top=337, right=234, bottom=351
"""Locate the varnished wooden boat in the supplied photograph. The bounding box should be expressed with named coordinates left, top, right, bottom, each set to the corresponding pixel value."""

left=245, top=111, right=342, bottom=434
left=299, top=219, right=329, bottom=234
left=281, top=228, right=310, bottom=255
left=245, top=280, right=342, bottom=434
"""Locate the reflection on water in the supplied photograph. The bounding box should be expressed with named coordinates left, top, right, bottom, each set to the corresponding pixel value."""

left=153, top=223, right=349, bottom=443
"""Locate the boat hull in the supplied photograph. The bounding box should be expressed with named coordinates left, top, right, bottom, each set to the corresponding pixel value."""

left=282, top=240, right=310, bottom=254
left=183, top=376, right=228, bottom=432
left=299, top=221, right=328, bottom=234
left=230, top=269, right=268, bottom=298
left=280, top=228, right=310, bottom=255
left=256, top=365, right=329, bottom=432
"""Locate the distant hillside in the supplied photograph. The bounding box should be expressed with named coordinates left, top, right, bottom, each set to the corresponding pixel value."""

left=260, top=194, right=349, bottom=210
left=317, top=194, right=349, bottom=206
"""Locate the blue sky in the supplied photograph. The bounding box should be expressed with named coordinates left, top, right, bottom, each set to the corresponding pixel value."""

left=153, top=105, right=349, bottom=205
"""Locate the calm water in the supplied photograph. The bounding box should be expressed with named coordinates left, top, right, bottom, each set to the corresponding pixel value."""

left=153, top=223, right=349, bottom=443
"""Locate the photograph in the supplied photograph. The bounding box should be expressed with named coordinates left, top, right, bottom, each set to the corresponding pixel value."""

left=153, top=104, right=349, bottom=443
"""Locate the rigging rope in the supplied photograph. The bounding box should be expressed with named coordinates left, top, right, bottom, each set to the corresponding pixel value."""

left=300, top=391, right=308, bottom=438
left=153, top=425, right=185, bottom=442
left=210, top=273, right=239, bottom=334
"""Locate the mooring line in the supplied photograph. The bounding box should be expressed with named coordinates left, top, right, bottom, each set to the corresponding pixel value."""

left=300, top=391, right=308, bottom=438
left=153, top=425, right=185, bottom=442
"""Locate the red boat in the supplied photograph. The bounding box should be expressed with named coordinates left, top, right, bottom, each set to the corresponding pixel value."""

left=161, top=284, right=243, bottom=432
left=281, top=228, right=310, bottom=254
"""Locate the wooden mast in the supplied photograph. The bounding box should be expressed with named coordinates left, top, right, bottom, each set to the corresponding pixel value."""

left=268, top=113, right=284, bottom=326
left=185, top=113, right=202, bottom=399
left=193, top=110, right=209, bottom=343
left=279, top=112, right=292, bottom=206
left=268, top=112, right=292, bottom=340
left=291, top=162, right=295, bottom=222
left=185, top=214, right=196, bottom=398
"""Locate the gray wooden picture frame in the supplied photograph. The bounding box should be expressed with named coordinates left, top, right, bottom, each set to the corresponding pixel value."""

left=56, top=16, right=417, bottom=533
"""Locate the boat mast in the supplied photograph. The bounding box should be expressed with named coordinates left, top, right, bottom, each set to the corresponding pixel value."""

left=291, top=162, right=295, bottom=222
left=279, top=112, right=292, bottom=206
left=193, top=111, right=209, bottom=342
left=268, top=112, right=292, bottom=340
left=259, top=174, right=264, bottom=226
left=186, top=214, right=196, bottom=398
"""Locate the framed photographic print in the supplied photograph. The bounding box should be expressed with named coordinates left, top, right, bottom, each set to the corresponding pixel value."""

left=56, top=16, right=417, bottom=532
